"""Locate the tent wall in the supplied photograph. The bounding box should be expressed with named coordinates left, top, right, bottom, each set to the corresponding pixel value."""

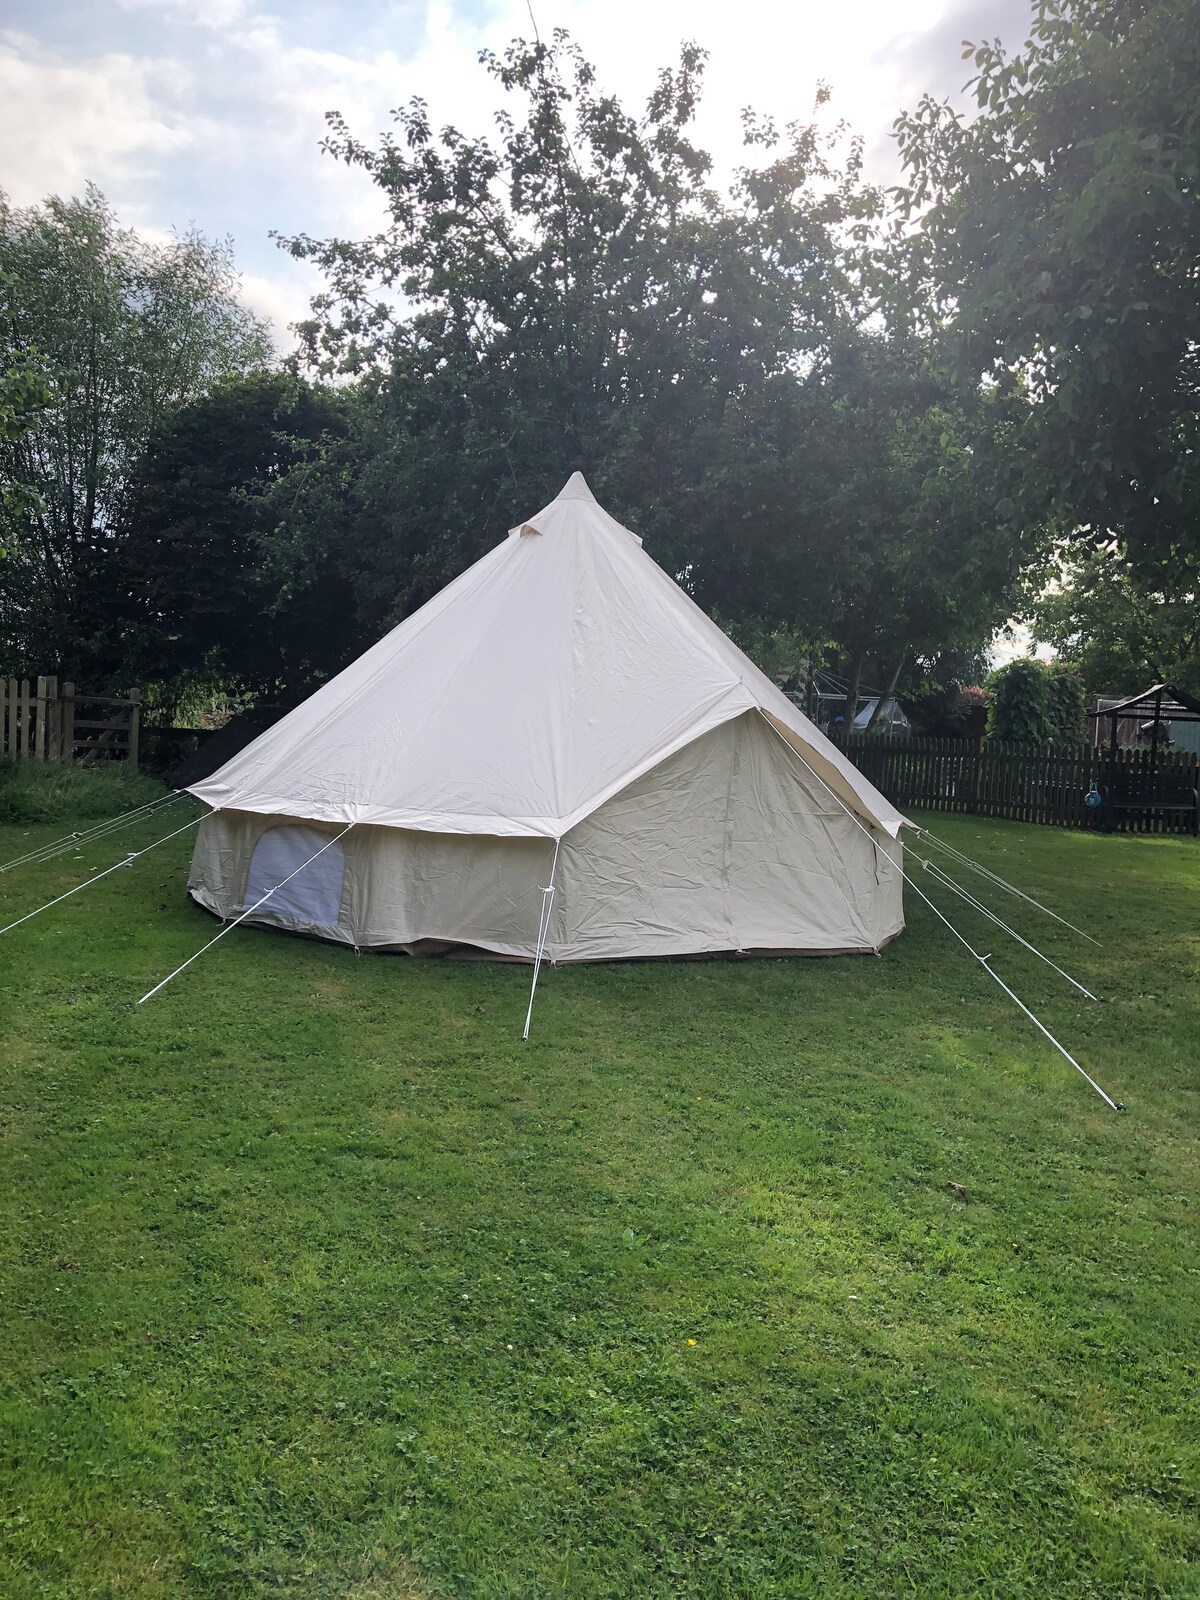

left=188, top=812, right=549, bottom=958
left=188, top=714, right=902, bottom=961
left=553, top=714, right=901, bottom=960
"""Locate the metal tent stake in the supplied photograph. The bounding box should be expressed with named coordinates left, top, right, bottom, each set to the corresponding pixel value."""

left=522, top=838, right=561, bottom=1040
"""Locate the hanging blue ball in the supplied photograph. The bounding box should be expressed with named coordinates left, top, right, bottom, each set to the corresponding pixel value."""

left=1084, top=786, right=1103, bottom=809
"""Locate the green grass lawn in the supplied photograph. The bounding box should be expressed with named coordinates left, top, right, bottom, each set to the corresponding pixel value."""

left=1, top=794, right=1197, bottom=1598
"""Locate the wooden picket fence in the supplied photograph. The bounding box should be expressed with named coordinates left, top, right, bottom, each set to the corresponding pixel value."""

left=1, top=675, right=142, bottom=767
left=831, top=734, right=1200, bottom=835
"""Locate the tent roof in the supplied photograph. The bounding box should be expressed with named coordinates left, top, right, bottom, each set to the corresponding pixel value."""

left=189, top=474, right=906, bottom=839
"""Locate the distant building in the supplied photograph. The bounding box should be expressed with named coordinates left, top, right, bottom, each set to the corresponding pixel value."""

left=1090, top=688, right=1200, bottom=755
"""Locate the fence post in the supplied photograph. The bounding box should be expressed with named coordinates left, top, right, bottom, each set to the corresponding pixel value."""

left=1, top=677, right=9, bottom=757
left=18, top=679, right=30, bottom=756
left=44, top=675, right=59, bottom=762
left=128, top=687, right=141, bottom=769
left=60, top=682, right=75, bottom=765
left=34, top=675, right=48, bottom=759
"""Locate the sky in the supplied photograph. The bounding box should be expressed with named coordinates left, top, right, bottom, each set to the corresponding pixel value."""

left=0, top=0, right=1035, bottom=346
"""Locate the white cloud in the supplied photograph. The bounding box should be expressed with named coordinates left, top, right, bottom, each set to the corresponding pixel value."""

left=989, top=624, right=1056, bottom=669
left=117, top=0, right=253, bottom=21
left=239, top=262, right=324, bottom=351
left=0, top=29, right=196, bottom=204
left=545, top=0, right=950, bottom=176
left=0, top=1, right=1026, bottom=344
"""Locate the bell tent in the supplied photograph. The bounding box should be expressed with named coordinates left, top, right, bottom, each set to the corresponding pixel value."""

left=186, top=474, right=907, bottom=962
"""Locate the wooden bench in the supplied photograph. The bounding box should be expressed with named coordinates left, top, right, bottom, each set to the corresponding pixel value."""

left=1101, top=769, right=1200, bottom=834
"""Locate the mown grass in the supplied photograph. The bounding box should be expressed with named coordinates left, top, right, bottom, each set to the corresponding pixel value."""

left=1, top=788, right=1197, bottom=1598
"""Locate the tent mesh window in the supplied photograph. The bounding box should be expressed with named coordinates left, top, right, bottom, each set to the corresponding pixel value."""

left=243, top=825, right=347, bottom=929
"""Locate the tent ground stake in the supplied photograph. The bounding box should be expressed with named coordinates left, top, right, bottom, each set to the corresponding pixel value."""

left=522, top=839, right=561, bottom=1040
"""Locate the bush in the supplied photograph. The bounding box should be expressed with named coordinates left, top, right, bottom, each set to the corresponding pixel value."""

left=985, top=658, right=1049, bottom=744
left=1045, top=663, right=1086, bottom=745
left=0, top=759, right=165, bottom=825
left=985, top=659, right=1086, bottom=747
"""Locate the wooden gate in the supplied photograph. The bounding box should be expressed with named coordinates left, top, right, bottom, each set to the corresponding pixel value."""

left=1, top=676, right=141, bottom=766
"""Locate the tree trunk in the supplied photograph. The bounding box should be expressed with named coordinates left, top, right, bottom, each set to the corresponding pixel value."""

left=842, top=647, right=866, bottom=738
left=866, top=651, right=906, bottom=732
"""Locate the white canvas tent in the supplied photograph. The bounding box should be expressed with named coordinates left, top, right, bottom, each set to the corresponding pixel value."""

left=852, top=698, right=911, bottom=735
left=186, top=474, right=907, bottom=962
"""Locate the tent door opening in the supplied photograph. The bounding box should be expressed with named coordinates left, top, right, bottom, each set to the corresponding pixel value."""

left=244, top=824, right=347, bottom=929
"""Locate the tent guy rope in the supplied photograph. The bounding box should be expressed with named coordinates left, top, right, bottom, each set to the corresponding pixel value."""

left=772, top=727, right=1122, bottom=1110
left=15, top=792, right=188, bottom=872
left=0, top=790, right=186, bottom=874
left=909, top=824, right=1101, bottom=948
left=0, top=812, right=206, bottom=937
left=522, top=837, right=561, bottom=1040
left=138, top=824, right=354, bottom=1005
left=915, top=855, right=1100, bottom=1002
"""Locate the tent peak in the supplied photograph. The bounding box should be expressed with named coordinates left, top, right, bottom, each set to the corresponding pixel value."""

left=556, top=471, right=596, bottom=502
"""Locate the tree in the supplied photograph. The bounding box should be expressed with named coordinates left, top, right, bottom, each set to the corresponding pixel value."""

left=269, top=31, right=1030, bottom=690
left=0, top=186, right=272, bottom=676
left=108, top=373, right=362, bottom=706
left=1029, top=547, right=1200, bottom=698
left=721, top=616, right=814, bottom=696
left=901, top=656, right=990, bottom=737
left=0, top=273, right=50, bottom=556
left=1045, top=661, right=1087, bottom=743
left=794, top=330, right=1027, bottom=720
left=274, top=33, right=883, bottom=632
left=893, top=0, right=1200, bottom=568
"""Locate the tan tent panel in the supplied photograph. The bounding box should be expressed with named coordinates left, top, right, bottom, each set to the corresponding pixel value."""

left=187, top=475, right=907, bottom=960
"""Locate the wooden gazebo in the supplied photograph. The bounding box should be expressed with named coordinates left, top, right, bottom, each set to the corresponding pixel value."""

left=1087, top=684, right=1200, bottom=833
